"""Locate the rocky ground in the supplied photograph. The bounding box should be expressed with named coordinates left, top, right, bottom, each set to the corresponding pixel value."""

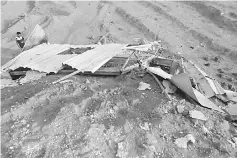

left=1, top=1, right=237, bottom=158
left=1, top=71, right=237, bottom=158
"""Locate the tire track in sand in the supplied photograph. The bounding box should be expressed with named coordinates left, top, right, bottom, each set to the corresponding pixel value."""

left=115, top=7, right=158, bottom=41
left=137, top=1, right=237, bottom=61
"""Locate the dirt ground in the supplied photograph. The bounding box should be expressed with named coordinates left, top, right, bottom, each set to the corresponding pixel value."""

left=1, top=1, right=237, bottom=158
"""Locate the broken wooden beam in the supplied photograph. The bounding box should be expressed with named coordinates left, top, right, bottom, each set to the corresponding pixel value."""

left=121, top=63, right=140, bottom=74
left=9, top=67, right=121, bottom=77
left=97, top=32, right=110, bottom=44
left=60, top=69, right=120, bottom=76
left=121, top=50, right=137, bottom=71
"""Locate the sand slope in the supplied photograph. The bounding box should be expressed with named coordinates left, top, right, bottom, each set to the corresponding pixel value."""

left=1, top=1, right=237, bottom=157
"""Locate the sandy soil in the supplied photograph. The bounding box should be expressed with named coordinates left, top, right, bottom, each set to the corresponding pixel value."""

left=1, top=1, right=237, bottom=158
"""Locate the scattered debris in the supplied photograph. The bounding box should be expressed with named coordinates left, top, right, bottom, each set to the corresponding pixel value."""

left=1, top=71, right=12, bottom=79
left=225, top=103, right=237, bottom=120
left=220, top=120, right=230, bottom=131
left=214, top=56, right=220, bottom=62
left=121, top=63, right=140, bottom=74
left=232, top=137, right=237, bottom=145
left=203, top=57, right=209, bottom=61
left=162, top=80, right=177, bottom=94
left=147, top=71, right=171, bottom=100
left=204, top=63, right=210, bottom=66
left=117, top=142, right=128, bottom=158
left=19, top=70, right=46, bottom=84
left=133, top=37, right=149, bottom=45
left=144, top=57, right=224, bottom=112
left=228, top=84, right=235, bottom=91
left=138, top=82, right=151, bottom=90
left=85, top=79, right=90, bottom=84
left=1, top=39, right=233, bottom=115
left=216, top=73, right=223, bottom=78
left=202, top=125, right=210, bottom=135
left=2, top=33, right=237, bottom=157
left=175, top=134, right=195, bottom=148
left=232, top=72, right=237, bottom=77
left=0, top=79, right=18, bottom=89
left=0, top=71, right=18, bottom=89
left=185, top=61, right=226, bottom=98
left=189, top=110, right=207, bottom=121
left=177, top=104, right=185, bottom=114
left=227, top=140, right=235, bottom=148
left=217, top=68, right=224, bottom=73
left=121, top=50, right=137, bottom=71
left=227, top=77, right=233, bottom=82
left=140, top=122, right=150, bottom=131
left=59, top=80, right=72, bottom=84
left=171, top=73, right=224, bottom=113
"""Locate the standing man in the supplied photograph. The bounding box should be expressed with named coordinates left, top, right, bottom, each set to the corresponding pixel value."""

left=16, top=32, right=25, bottom=49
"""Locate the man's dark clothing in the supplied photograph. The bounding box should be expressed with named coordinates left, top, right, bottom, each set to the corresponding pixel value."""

left=16, top=36, right=25, bottom=48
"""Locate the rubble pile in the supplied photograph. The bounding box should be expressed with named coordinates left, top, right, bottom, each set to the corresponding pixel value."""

left=1, top=37, right=237, bottom=157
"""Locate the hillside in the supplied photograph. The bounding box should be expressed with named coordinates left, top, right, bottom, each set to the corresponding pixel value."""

left=1, top=1, right=237, bottom=158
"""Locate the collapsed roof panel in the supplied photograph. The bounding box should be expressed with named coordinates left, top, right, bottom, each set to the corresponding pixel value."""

left=2, top=44, right=70, bottom=72
left=25, top=54, right=78, bottom=73
left=184, top=60, right=225, bottom=98
left=1, top=43, right=96, bottom=73
left=2, top=44, right=60, bottom=71
left=63, top=44, right=128, bottom=73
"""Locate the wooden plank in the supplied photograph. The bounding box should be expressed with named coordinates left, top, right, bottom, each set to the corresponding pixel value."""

left=97, top=32, right=110, bottom=44
left=121, top=63, right=140, bottom=74
left=52, top=65, right=121, bottom=83
left=9, top=67, right=121, bottom=76
left=9, top=71, right=28, bottom=76
left=121, top=50, right=137, bottom=71
left=58, top=70, right=121, bottom=76
left=115, top=53, right=155, bottom=59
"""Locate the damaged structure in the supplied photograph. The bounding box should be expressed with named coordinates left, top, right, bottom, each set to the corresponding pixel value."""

left=1, top=35, right=237, bottom=124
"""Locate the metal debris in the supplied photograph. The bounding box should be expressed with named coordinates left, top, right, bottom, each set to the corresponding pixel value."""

left=0, top=79, right=18, bottom=89
left=220, top=120, right=230, bottom=131
left=86, top=79, right=90, bottom=84
left=175, top=134, right=195, bottom=148
left=177, top=105, right=185, bottom=114
left=138, top=82, right=151, bottom=91
left=59, top=80, right=73, bottom=84
left=225, top=103, right=237, bottom=119
left=162, top=80, right=177, bottom=94
left=232, top=137, right=237, bottom=145
left=140, top=122, right=150, bottom=131
left=202, top=125, right=210, bottom=135
left=189, top=110, right=207, bottom=121
left=19, top=70, right=46, bottom=84
left=227, top=139, right=236, bottom=148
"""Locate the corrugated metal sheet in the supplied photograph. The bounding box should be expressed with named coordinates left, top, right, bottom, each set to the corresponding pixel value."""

left=63, top=44, right=127, bottom=73
left=26, top=54, right=78, bottom=73
left=2, top=44, right=59, bottom=71
left=1, top=43, right=93, bottom=73
left=2, top=43, right=127, bottom=74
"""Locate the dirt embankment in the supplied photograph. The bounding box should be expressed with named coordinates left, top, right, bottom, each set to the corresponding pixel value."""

left=2, top=72, right=237, bottom=157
